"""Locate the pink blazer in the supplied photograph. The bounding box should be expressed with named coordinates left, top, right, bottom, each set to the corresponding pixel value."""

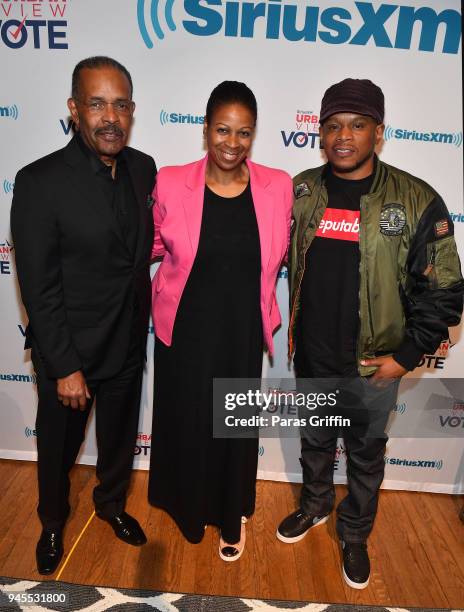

left=151, top=155, right=293, bottom=355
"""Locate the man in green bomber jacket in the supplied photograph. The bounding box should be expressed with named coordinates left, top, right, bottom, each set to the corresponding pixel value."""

left=276, top=78, right=463, bottom=589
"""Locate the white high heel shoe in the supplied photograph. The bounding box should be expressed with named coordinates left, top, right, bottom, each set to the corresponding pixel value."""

left=219, top=516, right=247, bottom=562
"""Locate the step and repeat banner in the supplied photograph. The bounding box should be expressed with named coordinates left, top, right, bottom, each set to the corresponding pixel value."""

left=0, top=0, right=462, bottom=493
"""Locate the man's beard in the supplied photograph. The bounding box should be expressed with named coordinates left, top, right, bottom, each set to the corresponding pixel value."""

left=330, top=150, right=374, bottom=176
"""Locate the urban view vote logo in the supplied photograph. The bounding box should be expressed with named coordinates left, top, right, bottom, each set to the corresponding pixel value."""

left=25, top=426, right=37, bottom=438
left=135, top=431, right=151, bottom=456
left=0, top=104, right=19, bottom=120
left=440, top=415, right=464, bottom=428
left=418, top=338, right=454, bottom=370
left=282, top=110, right=320, bottom=149
left=0, top=0, right=68, bottom=49
left=136, top=0, right=461, bottom=54
left=1, top=239, right=13, bottom=275
left=159, top=109, right=204, bottom=126
left=3, top=179, right=14, bottom=194
left=384, top=126, right=463, bottom=147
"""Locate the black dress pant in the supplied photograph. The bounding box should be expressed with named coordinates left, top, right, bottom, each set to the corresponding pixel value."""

left=32, top=331, right=144, bottom=532
left=296, top=373, right=399, bottom=543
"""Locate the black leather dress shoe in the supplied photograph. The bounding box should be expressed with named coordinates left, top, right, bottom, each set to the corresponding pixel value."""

left=97, top=511, right=147, bottom=546
left=36, top=530, right=64, bottom=575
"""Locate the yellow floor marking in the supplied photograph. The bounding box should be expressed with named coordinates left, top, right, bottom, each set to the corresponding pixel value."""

left=55, top=510, right=95, bottom=581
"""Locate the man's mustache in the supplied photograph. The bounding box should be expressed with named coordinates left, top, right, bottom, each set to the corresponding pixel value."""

left=95, top=126, right=124, bottom=137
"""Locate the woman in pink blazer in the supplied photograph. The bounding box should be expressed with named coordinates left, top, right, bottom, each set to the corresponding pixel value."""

left=148, top=81, right=293, bottom=561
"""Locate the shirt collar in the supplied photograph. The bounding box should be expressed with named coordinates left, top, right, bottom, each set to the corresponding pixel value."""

left=76, top=133, right=126, bottom=177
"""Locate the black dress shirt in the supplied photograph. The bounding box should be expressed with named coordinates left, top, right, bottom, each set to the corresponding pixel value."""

left=76, top=134, right=139, bottom=258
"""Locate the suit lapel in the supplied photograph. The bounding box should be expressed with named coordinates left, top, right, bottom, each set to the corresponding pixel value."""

left=247, top=159, right=273, bottom=272
left=183, top=156, right=208, bottom=258
left=63, top=136, right=130, bottom=257
left=126, top=154, right=148, bottom=265
left=182, top=156, right=274, bottom=271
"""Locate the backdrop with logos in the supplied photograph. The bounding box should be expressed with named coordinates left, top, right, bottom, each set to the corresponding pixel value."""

left=0, top=0, right=462, bottom=494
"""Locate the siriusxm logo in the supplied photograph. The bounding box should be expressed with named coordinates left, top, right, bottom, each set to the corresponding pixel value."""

left=0, top=372, right=37, bottom=384
left=385, top=126, right=463, bottom=147
left=258, top=445, right=264, bottom=456
left=3, top=179, right=14, bottom=194
left=138, top=0, right=176, bottom=45
left=0, top=104, right=19, bottom=120
left=393, top=402, right=406, bottom=415
left=25, top=426, right=37, bottom=438
left=159, top=109, right=204, bottom=126
left=385, top=457, right=443, bottom=470
left=137, top=1, right=461, bottom=54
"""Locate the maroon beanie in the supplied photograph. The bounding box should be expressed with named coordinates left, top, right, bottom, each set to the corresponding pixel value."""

left=319, top=78, right=385, bottom=124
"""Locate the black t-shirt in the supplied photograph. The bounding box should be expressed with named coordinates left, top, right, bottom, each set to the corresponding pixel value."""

left=296, top=166, right=374, bottom=377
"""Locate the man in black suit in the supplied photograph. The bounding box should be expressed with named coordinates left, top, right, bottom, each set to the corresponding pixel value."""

left=11, top=56, right=157, bottom=575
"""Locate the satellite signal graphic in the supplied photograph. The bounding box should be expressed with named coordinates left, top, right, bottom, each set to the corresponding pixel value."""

left=0, top=105, right=19, bottom=120
left=159, top=110, right=170, bottom=126
left=3, top=180, right=14, bottom=194
left=384, top=125, right=394, bottom=141
left=137, top=0, right=177, bottom=48
left=452, top=132, right=463, bottom=147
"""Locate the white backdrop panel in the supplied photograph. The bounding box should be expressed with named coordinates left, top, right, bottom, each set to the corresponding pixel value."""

left=0, top=0, right=462, bottom=493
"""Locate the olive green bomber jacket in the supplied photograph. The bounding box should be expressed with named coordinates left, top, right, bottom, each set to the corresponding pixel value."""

left=289, top=158, right=464, bottom=377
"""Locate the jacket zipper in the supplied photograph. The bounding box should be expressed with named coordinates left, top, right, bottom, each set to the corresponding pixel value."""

left=357, top=195, right=375, bottom=372
left=288, top=183, right=323, bottom=357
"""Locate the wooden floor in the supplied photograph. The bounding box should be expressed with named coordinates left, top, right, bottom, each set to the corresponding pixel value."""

left=0, top=459, right=463, bottom=609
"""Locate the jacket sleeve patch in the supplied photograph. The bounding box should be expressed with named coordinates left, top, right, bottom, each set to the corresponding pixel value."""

left=294, top=182, right=310, bottom=198
left=434, top=219, right=449, bottom=237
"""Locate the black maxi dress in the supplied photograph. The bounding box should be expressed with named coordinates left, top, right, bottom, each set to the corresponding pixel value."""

left=148, top=181, right=263, bottom=544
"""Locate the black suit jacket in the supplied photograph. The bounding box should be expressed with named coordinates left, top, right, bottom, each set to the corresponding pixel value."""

left=11, top=135, right=157, bottom=380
